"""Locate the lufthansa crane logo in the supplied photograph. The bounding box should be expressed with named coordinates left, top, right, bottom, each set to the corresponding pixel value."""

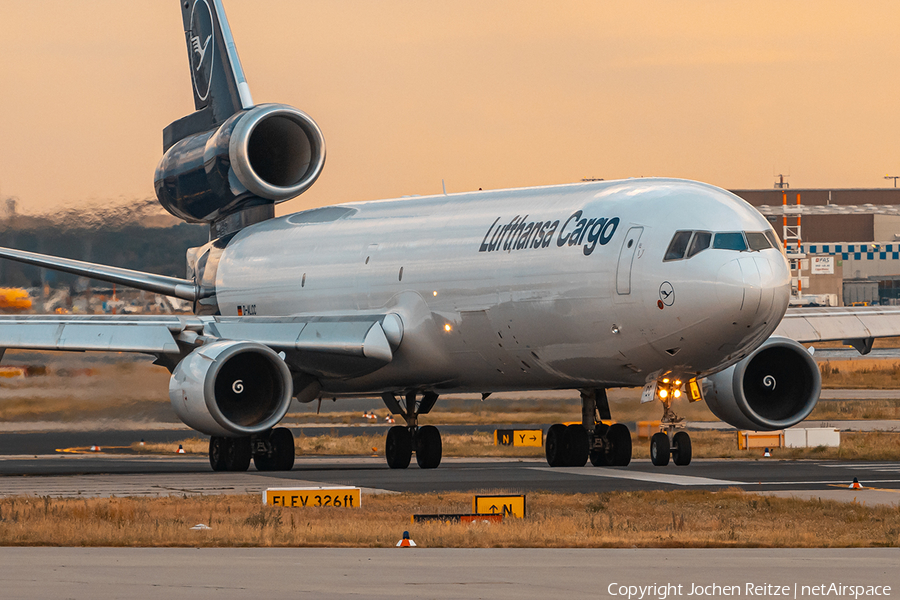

left=658, top=281, right=675, bottom=307
left=189, top=0, right=215, bottom=102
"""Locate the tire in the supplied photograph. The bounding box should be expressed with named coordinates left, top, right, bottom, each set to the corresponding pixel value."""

left=253, top=447, right=276, bottom=471
left=672, top=431, right=692, bottom=466
left=607, top=423, right=632, bottom=467
left=650, top=432, right=670, bottom=467
left=415, top=425, right=442, bottom=469
left=589, top=424, right=611, bottom=466
left=386, top=426, right=412, bottom=469
left=564, top=424, right=589, bottom=467
left=209, top=436, right=228, bottom=471
left=213, top=436, right=251, bottom=472
left=545, top=424, right=568, bottom=467
left=271, top=427, right=296, bottom=471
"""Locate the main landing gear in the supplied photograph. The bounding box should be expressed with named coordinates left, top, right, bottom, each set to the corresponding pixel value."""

left=381, top=391, right=442, bottom=469
left=209, top=427, right=296, bottom=472
left=545, top=388, right=632, bottom=467
left=649, top=380, right=692, bottom=467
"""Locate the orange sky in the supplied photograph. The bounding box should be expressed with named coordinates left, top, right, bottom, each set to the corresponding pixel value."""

left=1, top=1, right=899, bottom=217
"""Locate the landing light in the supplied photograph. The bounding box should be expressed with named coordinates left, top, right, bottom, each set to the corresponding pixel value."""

left=673, top=389, right=682, bottom=398
left=444, top=324, right=452, bottom=332
left=658, top=389, right=668, bottom=399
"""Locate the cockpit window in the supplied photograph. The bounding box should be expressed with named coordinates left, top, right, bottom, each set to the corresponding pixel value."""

left=687, top=231, right=711, bottom=258
left=712, top=232, right=747, bottom=251
left=746, top=232, right=772, bottom=251
left=764, top=229, right=780, bottom=249
left=664, top=231, right=693, bottom=261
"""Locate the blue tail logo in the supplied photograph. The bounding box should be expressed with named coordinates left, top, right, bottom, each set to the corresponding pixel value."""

left=188, top=0, right=215, bottom=102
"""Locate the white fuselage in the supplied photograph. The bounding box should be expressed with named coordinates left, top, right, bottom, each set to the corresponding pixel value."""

left=213, top=178, right=791, bottom=394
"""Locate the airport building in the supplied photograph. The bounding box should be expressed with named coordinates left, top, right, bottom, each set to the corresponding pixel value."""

left=732, top=188, right=900, bottom=306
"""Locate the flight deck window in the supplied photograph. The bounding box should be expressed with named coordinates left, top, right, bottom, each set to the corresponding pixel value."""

left=687, top=231, right=711, bottom=258
left=664, top=231, right=693, bottom=261
left=745, top=232, right=772, bottom=251
left=712, top=232, right=747, bottom=251
left=764, top=230, right=781, bottom=249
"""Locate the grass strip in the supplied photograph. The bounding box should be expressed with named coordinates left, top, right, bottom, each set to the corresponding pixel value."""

left=1, top=490, right=897, bottom=548
left=137, top=431, right=900, bottom=461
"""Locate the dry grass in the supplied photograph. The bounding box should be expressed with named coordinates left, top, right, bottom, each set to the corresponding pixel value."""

left=137, top=432, right=543, bottom=459
left=0, top=490, right=897, bottom=548
left=286, top=398, right=721, bottom=425
left=820, top=359, right=900, bottom=389
left=809, top=399, right=900, bottom=420
left=137, top=431, right=900, bottom=462
left=0, top=359, right=172, bottom=422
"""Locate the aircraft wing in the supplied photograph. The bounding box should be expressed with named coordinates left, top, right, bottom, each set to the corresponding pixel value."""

left=774, top=305, right=900, bottom=354
left=0, top=314, right=400, bottom=374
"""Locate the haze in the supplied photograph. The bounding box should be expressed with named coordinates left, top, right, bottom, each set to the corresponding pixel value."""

left=0, top=0, right=898, bottom=217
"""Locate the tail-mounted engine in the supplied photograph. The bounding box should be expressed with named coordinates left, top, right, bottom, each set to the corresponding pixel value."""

left=154, top=103, right=325, bottom=226
left=169, top=340, right=294, bottom=437
left=703, top=336, right=821, bottom=431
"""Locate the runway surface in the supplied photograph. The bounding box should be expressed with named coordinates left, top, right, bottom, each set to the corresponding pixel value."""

left=2, top=454, right=899, bottom=506
left=0, top=548, right=896, bottom=600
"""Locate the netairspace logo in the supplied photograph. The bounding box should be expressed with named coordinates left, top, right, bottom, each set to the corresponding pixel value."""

left=606, top=583, right=893, bottom=600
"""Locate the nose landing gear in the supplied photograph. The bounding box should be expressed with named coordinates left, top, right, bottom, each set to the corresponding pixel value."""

left=382, top=391, right=442, bottom=469
left=649, top=381, right=692, bottom=467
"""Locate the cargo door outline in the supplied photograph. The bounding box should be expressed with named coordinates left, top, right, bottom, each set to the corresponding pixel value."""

left=616, top=227, right=643, bottom=295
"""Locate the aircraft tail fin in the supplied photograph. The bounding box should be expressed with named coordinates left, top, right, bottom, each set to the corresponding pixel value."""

left=164, top=0, right=253, bottom=150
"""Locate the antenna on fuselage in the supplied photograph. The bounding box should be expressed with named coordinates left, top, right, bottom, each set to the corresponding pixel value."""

left=441, top=180, right=447, bottom=196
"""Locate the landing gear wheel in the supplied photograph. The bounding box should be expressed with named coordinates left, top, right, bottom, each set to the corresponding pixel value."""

left=415, top=425, right=442, bottom=469
left=672, top=431, right=692, bottom=466
left=545, top=424, right=568, bottom=467
left=650, top=432, right=670, bottom=467
left=589, top=423, right=612, bottom=466
left=252, top=428, right=295, bottom=471
left=271, top=427, right=296, bottom=471
left=607, top=423, right=632, bottom=467
left=386, top=426, right=413, bottom=469
left=564, top=424, right=589, bottom=467
left=209, top=436, right=251, bottom=472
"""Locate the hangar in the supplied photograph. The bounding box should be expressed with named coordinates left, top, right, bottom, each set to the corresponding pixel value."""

left=732, top=188, right=900, bottom=306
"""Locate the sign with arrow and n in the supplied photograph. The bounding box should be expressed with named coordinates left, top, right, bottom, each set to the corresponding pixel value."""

left=473, top=494, right=526, bottom=519
left=493, top=429, right=543, bottom=447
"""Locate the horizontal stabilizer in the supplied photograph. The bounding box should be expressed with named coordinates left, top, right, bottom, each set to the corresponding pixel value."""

left=0, top=246, right=202, bottom=301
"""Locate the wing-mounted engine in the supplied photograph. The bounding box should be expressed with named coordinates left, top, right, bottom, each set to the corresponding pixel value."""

left=155, top=103, right=325, bottom=230
left=702, top=336, right=821, bottom=431
left=169, top=339, right=293, bottom=437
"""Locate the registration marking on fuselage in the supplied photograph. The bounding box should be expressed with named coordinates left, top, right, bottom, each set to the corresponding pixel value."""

left=527, top=466, right=741, bottom=486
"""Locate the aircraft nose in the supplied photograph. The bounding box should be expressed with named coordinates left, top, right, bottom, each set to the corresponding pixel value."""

left=716, top=253, right=790, bottom=328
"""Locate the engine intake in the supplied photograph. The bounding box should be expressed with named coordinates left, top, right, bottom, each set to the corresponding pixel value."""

left=169, top=340, right=293, bottom=437
left=703, top=336, right=821, bottom=431
left=154, top=103, right=326, bottom=223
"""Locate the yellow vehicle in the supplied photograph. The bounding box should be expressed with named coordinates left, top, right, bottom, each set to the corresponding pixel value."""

left=0, top=288, right=32, bottom=311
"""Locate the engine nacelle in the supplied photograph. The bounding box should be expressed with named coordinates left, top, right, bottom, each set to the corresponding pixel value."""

left=154, top=103, right=326, bottom=223
left=703, top=336, right=821, bottom=431
left=169, top=340, right=294, bottom=437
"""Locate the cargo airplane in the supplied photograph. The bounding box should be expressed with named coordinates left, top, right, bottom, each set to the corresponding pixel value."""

left=0, top=0, right=894, bottom=472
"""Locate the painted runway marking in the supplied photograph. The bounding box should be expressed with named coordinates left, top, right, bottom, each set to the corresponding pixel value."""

left=527, top=467, right=741, bottom=486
